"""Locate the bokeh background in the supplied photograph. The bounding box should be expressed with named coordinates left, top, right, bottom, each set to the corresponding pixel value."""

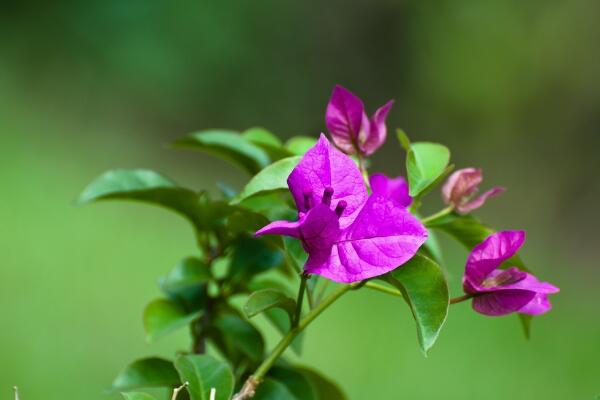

left=1, top=1, right=599, bottom=399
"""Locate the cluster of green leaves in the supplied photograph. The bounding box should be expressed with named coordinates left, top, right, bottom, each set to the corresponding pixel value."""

left=79, top=127, right=535, bottom=399
left=79, top=128, right=346, bottom=400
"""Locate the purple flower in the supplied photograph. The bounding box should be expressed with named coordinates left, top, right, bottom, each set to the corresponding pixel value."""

left=256, top=134, right=427, bottom=283
left=325, top=85, right=393, bottom=156
left=463, top=231, right=559, bottom=316
left=441, top=168, right=504, bottom=214
left=369, top=173, right=412, bottom=208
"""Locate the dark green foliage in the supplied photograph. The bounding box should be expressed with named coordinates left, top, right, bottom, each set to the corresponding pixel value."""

left=387, top=253, right=449, bottom=355
left=81, top=129, right=535, bottom=399
left=111, top=358, right=180, bottom=391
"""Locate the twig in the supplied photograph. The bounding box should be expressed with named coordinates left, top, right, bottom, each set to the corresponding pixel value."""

left=14, top=386, right=20, bottom=400
left=233, top=283, right=358, bottom=399
left=209, top=388, right=216, bottom=400
left=232, top=377, right=259, bottom=400
left=450, top=293, right=474, bottom=304
left=172, top=381, right=189, bottom=400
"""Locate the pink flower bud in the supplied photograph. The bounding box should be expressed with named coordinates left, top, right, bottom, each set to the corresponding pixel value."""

left=442, top=168, right=504, bottom=214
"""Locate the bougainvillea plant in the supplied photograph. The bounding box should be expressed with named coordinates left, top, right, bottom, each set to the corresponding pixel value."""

left=78, top=85, right=558, bottom=400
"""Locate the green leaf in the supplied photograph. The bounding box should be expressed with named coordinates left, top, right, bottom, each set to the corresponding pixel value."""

left=245, top=279, right=304, bottom=354
left=243, top=127, right=294, bottom=161
left=406, top=142, right=450, bottom=197
left=425, top=213, right=493, bottom=248
left=217, top=182, right=237, bottom=200
left=285, top=136, right=317, bottom=155
left=254, top=378, right=296, bottom=400
left=244, top=289, right=296, bottom=321
left=519, top=314, right=532, bottom=339
left=422, top=229, right=444, bottom=265
left=227, top=209, right=272, bottom=237
left=77, top=169, right=220, bottom=231
left=213, top=314, right=264, bottom=362
left=232, top=156, right=301, bottom=204
left=159, top=257, right=211, bottom=294
left=297, top=367, right=347, bottom=400
left=269, top=366, right=316, bottom=400
left=237, top=193, right=296, bottom=223
left=121, top=392, right=157, bottom=400
left=143, top=298, right=202, bottom=342
left=229, top=235, right=284, bottom=282
left=387, top=253, right=449, bottom=355
left=174, top=354, right=234, bottom=400
left=396, top=128, right=411, bottom=151
left=173, top=130, right=270, bottom=175
left=111, top=357, right=180, bottom=392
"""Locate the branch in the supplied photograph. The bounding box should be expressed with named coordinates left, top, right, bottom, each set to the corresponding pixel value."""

left=171, top=381, right=189, bottom=400
left=232, top=377, right=259, bottom=400
left=233, top=282, right=358, bottom=399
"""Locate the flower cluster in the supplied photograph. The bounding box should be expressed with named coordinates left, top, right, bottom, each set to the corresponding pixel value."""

left=462, top=230, right=559, bottom=316
left=83, top=84, right=561, bottom=400
left=256, top=134, right=427, bottom=283
left=258, top=84, right=558, bottom=317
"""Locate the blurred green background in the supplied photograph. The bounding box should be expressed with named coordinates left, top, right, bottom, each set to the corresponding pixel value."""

left=1, top=0, right=599, bottom=399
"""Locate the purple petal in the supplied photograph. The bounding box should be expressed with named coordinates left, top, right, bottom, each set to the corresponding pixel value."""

left=325, top=85, right=365, bottom=154
left=442, top=168, right=482, bottom=206
left=361, top=100, right=394, bottom=156
left=518, top=293, right=553, bottom=315
left=456, top=186, right=505, bottom=215
left=297, top=204, right=341, bottom=251
left=463, top=230, right=525, bottom=290
left=305, top=195, right=428, bottom=283
left=255, top=204, right=340, bottom=252
left=472, top=290, right=537, bottom=316
left=255, top=219, right=302, bottom=238
left=287, top=134, right=368, bottom=228
left=369, top=173, right=412, bottom=207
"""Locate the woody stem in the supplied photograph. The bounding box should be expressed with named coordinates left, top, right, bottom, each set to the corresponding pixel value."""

left=450, top=293, right=474, bottom=304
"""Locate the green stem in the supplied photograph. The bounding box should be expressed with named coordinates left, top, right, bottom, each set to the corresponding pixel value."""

left=252, top=283, right=357, bottom=381
left=364, top=281, right=474, bottom=305
left=293, top=274, right=308, bottom=327
left=357, top=154, right=371, bottom=190
left=364, top=281, right=403, bottom=297
left=420, top=206, right=454, bottom=226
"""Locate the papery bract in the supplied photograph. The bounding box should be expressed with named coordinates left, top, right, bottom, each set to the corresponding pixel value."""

left=256, top=134, right=427, bottom=283
left=287, top=132, right=367, bottom=228
left=325, top=85, right=393, bottom=156
left=369, top=173, right=412, bottom=208
left=462, top=231, right=559, bottom=316
left=442, top=167, right=504, bottom=214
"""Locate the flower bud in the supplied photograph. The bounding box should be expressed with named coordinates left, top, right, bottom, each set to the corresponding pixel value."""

left=442, top=168, right=504, bottom=214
